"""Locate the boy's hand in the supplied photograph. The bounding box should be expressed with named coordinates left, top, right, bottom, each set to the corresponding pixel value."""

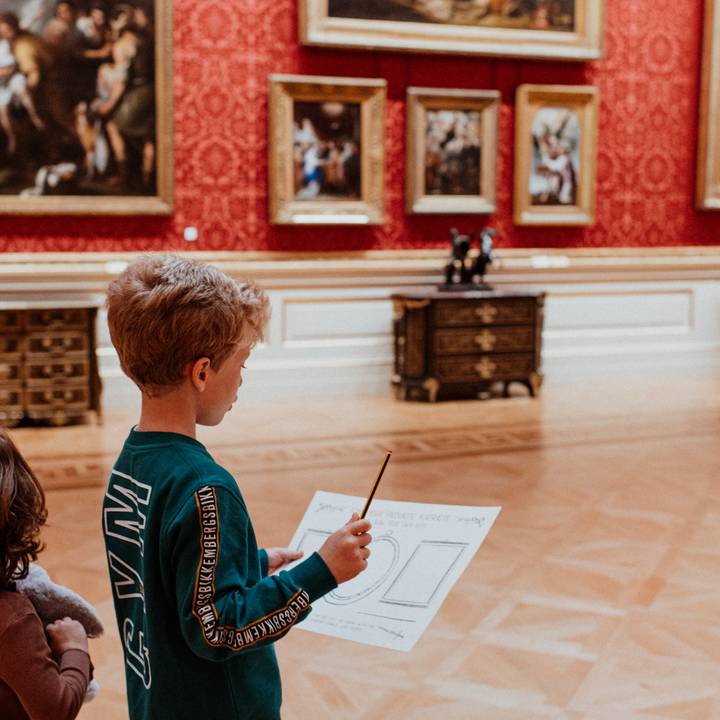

left=266, top=547, right=304, bottom=574
left=317, top=513, right=372, bottom=585
left=46, top=617, right=89, bottom=656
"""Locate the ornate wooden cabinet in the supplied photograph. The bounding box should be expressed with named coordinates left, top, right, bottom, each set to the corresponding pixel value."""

left=392, top=289, right=544, bottom=402
left=0, top=305, right=102, bottom=426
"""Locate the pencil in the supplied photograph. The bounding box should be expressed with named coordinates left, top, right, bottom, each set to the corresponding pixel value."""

left=360, top=451, right=392, bottom=519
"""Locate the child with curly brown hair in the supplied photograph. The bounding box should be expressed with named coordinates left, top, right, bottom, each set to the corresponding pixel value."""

left=0, top=428, right=93, bottom=720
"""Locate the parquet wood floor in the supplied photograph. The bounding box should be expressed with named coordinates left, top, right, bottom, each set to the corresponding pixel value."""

left=9, top=373, right=720, bottom=719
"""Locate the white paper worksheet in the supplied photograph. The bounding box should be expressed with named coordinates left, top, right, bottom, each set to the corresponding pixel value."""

left=285, top=491, right=500, bottom=652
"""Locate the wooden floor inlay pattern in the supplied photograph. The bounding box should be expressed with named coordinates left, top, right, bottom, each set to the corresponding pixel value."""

left=8, top=376, right=720, bottom=719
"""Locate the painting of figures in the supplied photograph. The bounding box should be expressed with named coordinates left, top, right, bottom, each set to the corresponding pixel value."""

left=293, top=101, right=361, bottom=201
left=269, top=74, right=385, bottom=225
left=425, top=109, right=482, bottom=196
left=0, top=0, right=172, bottom=214
left=328, top=0, right=575, bottom=31
left=301, top=0, right=603, bottom=60
left=406, top=87, right=498, bottom=214
left=513, top=84, right=597, bottom=226
left=529, top=107, right=579, bottom=206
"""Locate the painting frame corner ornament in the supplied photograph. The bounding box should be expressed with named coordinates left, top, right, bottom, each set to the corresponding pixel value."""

left=300, top=0, right=604, bottom=61
left=268, top=73, right=386, bottom=226
left=406, top=86, right=499, bottom=215
left=697, top=0, right=720, bottom=210
left=0, top=0, right=173, bottom=216
left=513, top=83, right=598, bottom=227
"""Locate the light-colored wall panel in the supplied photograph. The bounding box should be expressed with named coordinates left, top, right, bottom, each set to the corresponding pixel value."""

left=282, top=297, right=393, bottom=345
left=545, top=290, right=693, bottom=334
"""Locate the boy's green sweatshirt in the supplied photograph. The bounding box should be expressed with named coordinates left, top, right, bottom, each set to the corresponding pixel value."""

left=102, top=429, right=337, bottom=720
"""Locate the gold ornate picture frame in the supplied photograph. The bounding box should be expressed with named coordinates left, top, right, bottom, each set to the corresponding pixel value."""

left=0, top=0, right=173, bottom=216
left=697, top=0, right=720, bottom=209
left=514, top=84, right=598, bottom=227
left=268, top=74, right=385, bottom=225
left=406, top=87, right=499, bottom=215
left=300, top=1, right=604, bottom=61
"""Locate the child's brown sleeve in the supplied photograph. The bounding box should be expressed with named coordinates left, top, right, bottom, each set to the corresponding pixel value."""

left=0, top=610, right=91, bottom=720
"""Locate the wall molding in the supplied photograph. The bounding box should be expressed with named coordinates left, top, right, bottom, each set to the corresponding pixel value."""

left=2, top=246, right=720, bottom=290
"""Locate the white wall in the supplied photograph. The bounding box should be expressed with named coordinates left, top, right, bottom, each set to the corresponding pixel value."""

left=2, top=249, right=719, bottom=407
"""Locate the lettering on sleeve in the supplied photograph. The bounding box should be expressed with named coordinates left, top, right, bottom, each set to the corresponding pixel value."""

left=192, top=486, right=310, bottom=651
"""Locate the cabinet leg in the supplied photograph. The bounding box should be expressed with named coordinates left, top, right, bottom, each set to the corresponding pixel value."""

left=528, top=372, right=543, bottom=397
left=422, top=377, right=440, bottom=403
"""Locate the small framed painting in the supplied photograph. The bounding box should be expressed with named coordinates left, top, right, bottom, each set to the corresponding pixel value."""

left=268, top=74, right=385, bottom=225
left=300, top=0, right=604, bottom=61
left=513, top=84, right=598, bottom=226
left=406, top=87, right=499, bottom=215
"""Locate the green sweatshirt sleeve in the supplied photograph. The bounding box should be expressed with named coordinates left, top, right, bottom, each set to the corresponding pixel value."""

left=258, top=548, right=269, bottom=577
left=165, top=484, right=336, bottom=661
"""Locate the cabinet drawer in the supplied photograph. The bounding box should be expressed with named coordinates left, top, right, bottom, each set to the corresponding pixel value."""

left=434, top=326, right=535, bottom=355
left=26, top=332, right=87, bottom=356
left=434, top=299, right=536, bottom=327
left=25, top=360, right=89, bottom=383
left=25, top=386, right=89, bottom=410
left=26, top=309, right=88, bottom=331
left=435, top=354, right=535, bottom=382
left=0, top=311, right=23, bottom=333
left=0, top=356, right=22, bottom=382
left=0, top=336, right=23, bottom=354
left=0, top=384, right=23, bottom=408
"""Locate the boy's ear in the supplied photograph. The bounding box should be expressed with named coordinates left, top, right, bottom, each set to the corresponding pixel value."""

left=189, top=357, right=212, bottom=391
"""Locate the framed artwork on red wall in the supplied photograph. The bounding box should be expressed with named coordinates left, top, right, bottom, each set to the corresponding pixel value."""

left=406, top=87, right=499, bottom=215
left=300, top=1, right=604, bottom=61
left=268, top=74, right=386, bottom=225
left=0, top=0, right=173, bottom=215
left=697, top=0, right=720, bottom=209
left=513, top=84, right=598, bottom=227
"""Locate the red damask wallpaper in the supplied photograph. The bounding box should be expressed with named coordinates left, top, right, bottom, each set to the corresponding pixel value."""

left=0, top=0, right=717, bottom=253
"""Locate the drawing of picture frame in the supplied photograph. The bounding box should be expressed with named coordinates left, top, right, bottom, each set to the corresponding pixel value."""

left=0, top=0, right=173, bottom=215
left=697, top=0, right=720, bottom=209
left=406, top=87, right=499, bottom=215
left=268, top=74, right=385, bottom=225
left=513, top=84, right=598, bottom=226
left=300, top=0, right=604, bottom=61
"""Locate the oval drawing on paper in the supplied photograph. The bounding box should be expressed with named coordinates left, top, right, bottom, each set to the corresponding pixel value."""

left=325, top=535, right=400, bottom=605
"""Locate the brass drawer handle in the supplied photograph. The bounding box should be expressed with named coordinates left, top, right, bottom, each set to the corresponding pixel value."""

left=474, top=358, right=497, bottom=379
left=473, top=330, right=496, bottom=351
left=474, top=304, right=498, bottom=323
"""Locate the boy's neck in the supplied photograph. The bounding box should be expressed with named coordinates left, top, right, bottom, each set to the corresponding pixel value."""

left=136, top=388, right=198, bottom=439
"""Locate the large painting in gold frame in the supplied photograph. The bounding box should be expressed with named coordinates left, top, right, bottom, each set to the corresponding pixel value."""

left=697, top=0, right=720, bottom=209
left=0, top=0, right=173, bottom=215
left=300, top=0, right=604, bottom=61
left=513, top=84, right=598, bottom=227
left=269, top=74, right=386, bottom=225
